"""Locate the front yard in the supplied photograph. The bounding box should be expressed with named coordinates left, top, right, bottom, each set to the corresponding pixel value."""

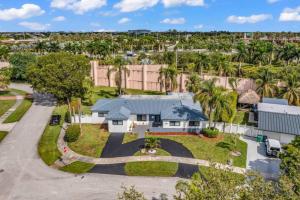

left=125, top=149, right=179, bottom=177
left=68, top=125, right=110, bottom=157
left=0, top=100, right=16, bottom=117
left=147, top=133, right=247, bottom=168
left=3, top=98, right=33, bottom=123
left=60, top=161, right=95, bottom=174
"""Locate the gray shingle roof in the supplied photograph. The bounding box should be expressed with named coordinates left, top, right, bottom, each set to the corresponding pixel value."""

left=92, top=94, right=207, bottom=121
left=106, top=106, right=131, bottom=120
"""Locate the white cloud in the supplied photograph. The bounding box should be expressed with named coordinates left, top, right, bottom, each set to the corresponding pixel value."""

left=53, top=16, right=66, bottom=21
left=0, top=4, right=45, bottom=21
left=118, top=17, right=131, bottom=24
left=162, top=0, right=204, bottom=7
left=95, top=29, right=115, bottom=32
left=227, top=14, right=272, bottom=24
left=51, top=0, right=107, bottom=14
left=194, top=24, right=203, bottom=29
left=279, top=6, right=300, bottom=22
left=267, top=0, right=280, bottom=4
left=19, top=22, right=50, bottom=31
left=161, top=17, right=186, bottom=24
left=114, top=0, right=159, bottom=12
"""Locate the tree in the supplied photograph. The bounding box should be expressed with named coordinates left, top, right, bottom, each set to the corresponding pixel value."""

left=9, top=53, right=36, bottom=81
left=113, top=56, right=129, bottom=95
left=194, top=78, right=231, bottom=127
left=118, top=186, right=146, bottom=200
left=0, top=45, right=9, bottom=61
left=282, top=73, right=300, bottom=105
left=186, top=73, right=201, bottom=93
left=0, top=67, right=11, bottom=90
left=255, top=67, right=278, bottom=97
left=27, top=52, right=90, bottom=102
left=280, top=136, right=300, bottom=195
left=159, top=64, right=178, bottom=92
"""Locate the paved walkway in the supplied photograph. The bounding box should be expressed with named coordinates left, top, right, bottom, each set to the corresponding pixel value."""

left=58, top=125, right=246, bottom=175
left=0, top=92, right=24, bottom=132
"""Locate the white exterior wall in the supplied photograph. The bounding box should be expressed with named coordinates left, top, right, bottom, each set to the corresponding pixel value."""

left=261, top=131, right=295, bottom=144
left=162, top=120, right=206, bottom=130
left=130, top=115, right=150, bottom=125
left=108, top=120, right=130, bottom=133
left=72, top=112, right=106, bottom=124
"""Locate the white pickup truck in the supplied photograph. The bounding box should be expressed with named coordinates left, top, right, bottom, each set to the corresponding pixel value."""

left=265, top=139, right=281, bottom=157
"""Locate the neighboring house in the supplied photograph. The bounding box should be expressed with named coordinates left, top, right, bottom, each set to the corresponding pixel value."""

left=90, top=93, right=207, bottom=133
left=258, top=98, right=300, bottom=143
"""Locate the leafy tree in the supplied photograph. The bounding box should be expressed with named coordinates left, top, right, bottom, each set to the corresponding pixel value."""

left=118, top=186, right=146, bottom=200
left=194, top=78, right=231, bottom=127
left=280, top=136, right=300, bottom=195
left=0, top=45, right=9, bottom=61
left=159, top=64, right=178, bottom=92
left=113, top=56, right=129, bottom=95
left=282, top=73, right=300, bottom=105
left=186, top=72, right=201, bottom=93
left=27, top=52, right=90, bottom=102
left=9, top=53, right=36, bottom=80
left=255, top=67, right=278, bottom=97
left=0, top=67, right=11, bottom=90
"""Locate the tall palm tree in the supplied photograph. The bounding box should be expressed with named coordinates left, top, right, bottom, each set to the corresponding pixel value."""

left=255, top=67, right=278, bottom=97
left=113, top=56, right=129, bottom=95
left=159, top=65, right=178, bottom=92
left=186, top=72, right=201, bottom=93
left=194, top=78, right=231, bottom=127
left=234, top=41, right=247, bottom=76
left=282, top=73, right=300, bottom=105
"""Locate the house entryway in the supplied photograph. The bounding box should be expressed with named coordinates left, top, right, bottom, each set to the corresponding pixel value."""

left=132, top=125, right=150, bottom=138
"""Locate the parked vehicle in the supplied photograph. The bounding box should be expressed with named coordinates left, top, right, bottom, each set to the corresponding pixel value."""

left=265, top=139, right=281, bottom=157
left=49, top=115, right=61, bottom=126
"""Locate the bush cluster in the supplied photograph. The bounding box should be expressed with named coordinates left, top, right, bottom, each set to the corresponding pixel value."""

left=203, top=128, right=219, bottom=138
left=64, top=125, right=80, bottom=142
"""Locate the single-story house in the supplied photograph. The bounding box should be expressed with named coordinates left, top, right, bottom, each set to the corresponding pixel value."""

left=258, top=98, right=300, bottom=143
left=91, top=93, right=208, bottom=133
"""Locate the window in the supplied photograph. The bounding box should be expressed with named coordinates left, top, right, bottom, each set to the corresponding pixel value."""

left=98, top=112, right=105, bottom=117
left=112, top=120, right=123, bottom=125
left=189, top=121, right=200, bottom=126
left=137, top=114, right=147, bottom=121
left=170, top=121, right=180, bottom=126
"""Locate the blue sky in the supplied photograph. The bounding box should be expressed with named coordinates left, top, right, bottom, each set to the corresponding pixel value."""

left=0, top=0, right=299, bottom=32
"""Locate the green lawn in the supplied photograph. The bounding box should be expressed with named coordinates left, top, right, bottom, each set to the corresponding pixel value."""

left=0, top=91, right=12, bottom=96
left=0, top=88, right=28, bottom=96
left=3, top=99, right=32, bottom=123
left=199, top=166, right=245, bottom=183
left=122, top=133, right=138, bottom=144
left=0, top=131, right=8, bottom=142
left=0, top=100, right=16, bottom=117
left=125, top=149, right=178, bottom=176
left=60, top=161, right=95, bottom=174
left=147, top=134, right=247, bottom=168
left=68, top=124, right=110, bottom=157
left=38, top=105, right=67, bottom=166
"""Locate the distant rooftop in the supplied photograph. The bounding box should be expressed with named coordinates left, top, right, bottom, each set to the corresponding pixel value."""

left=258, top=103, right=300, bottom=115
left=262, top=98, right=288, bottom=105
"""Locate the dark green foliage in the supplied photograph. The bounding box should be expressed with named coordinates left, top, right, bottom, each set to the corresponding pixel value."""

left=9, top=53, right=36, bottom=80
left=27, top=52, right=90, bottom=101
left=64, top=125, right=80, bottom=142
left=64, top=111, right=71, bottom=123
left=202, top=128, right=219, bottom=138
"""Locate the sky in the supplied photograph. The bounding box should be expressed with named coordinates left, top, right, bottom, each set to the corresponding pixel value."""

left=0, top=0, right=299, bottom=32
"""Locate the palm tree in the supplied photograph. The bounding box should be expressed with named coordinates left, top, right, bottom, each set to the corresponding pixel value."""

left=234, top=41, right=247, bottom=76
left=255, top=67, right=278, bottom=98
left=113, top=56, right=129, bottom=95
left=159, top=65, right=178, bottom=92
left=194, top=78, right=231, bottom=127
left=282, top=73, right=300, bottom=105
left=186, top=72, right=201, bottom=93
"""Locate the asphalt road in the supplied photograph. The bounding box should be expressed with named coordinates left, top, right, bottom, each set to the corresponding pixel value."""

left=0, top=91, right=179, bottom=200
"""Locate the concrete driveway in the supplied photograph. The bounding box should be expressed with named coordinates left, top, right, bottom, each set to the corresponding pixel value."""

left=242, top=136, right=281, bottom=180
left=0, top=91, right=179, bottom=200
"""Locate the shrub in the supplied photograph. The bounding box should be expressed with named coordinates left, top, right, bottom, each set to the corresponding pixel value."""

left=64, top=125, right=80, bottom=142
left=203, top=128, right=219, bottom=138
left=64, top=111, right=71, bottom=123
